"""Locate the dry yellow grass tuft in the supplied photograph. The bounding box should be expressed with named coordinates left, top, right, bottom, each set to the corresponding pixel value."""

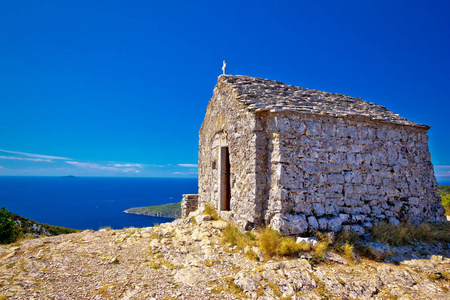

left=204, top=204, right=219, bottom=220
left=371, top=222, right=450, bottom=245
left=221, top=224, right=255, bottom=250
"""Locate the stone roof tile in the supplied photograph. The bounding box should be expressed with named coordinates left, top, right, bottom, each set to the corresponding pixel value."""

left=219, top=75, right=428, bottom=129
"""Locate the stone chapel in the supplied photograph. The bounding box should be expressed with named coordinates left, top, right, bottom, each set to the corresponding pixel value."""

left=182, top=75, right=445, bottom=235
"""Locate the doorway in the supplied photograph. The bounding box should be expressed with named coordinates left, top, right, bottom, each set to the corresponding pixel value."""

left=219, top=146, right=231, bottom=211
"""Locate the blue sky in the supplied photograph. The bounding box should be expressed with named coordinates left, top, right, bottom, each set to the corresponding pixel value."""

left=0, top=1, right=449, bottom=180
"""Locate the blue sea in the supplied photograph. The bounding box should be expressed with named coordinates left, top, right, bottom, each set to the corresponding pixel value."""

left=0, top=176, right=197, bottom=230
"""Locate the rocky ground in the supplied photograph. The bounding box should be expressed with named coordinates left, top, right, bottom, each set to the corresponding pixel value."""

left=0, top=214, right=449, bottom=300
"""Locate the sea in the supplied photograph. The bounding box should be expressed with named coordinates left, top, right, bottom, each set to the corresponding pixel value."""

left=0, top=176, right=198, bottom=230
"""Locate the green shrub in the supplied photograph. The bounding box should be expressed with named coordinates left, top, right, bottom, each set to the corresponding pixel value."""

left=441, top=194, right=450, bottom=216
left=0, top=207, right=19, bottom=244
left=438, top=185, right=450, bottom=196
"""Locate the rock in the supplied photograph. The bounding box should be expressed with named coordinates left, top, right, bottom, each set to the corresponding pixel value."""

left=318, top=218, right=328, bottom=230
left=360, top=241, right=392, bottom=258
left=307, top=215, right=319, bottom=231
left=1, top=251, right=16, bottom=261
left=195, top=214, right=212, bottom=224
left=234, top=271, right=261, bottom=294
left=252, top=246, right=264, bottom=262
left=389, top=217, right=401, bottom=225
left=327, top=217, right=343, bottom=232
left=343, top=224, right=365, bottom=235
left=339, top=213, right=350, bottom=223
left=286, top=214, right=308, bottom=235
left=174, top=266, right=204, bottom=286
left=269, top=213, right=289, bottom=234
left=324, top=252, right=347, bottom=264
left=296, top=237, right=319, bottom=248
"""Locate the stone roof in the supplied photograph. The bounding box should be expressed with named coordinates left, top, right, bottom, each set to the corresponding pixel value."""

left=219, top=75, right=429, bottom=129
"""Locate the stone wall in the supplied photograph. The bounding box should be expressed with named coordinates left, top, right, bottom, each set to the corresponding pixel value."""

left=262, top=112, right=446, bottom=235
left=198, top=79, right=266, bottom=228
left=181, top=194, right=199, bottom=218
left=197, top=75, right=445, bottom=235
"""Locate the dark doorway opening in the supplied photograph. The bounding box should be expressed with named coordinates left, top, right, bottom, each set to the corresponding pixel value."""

left=220, top=146, right=231, bottom=211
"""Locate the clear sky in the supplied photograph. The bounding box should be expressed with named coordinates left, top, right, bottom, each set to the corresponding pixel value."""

left=0, top=0, right=449, bottom=180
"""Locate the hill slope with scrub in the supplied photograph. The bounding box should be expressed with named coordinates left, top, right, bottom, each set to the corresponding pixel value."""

left=0, top=208, right=79, bottom=244
left=124, top=202, right=181, bottom=218
left=439, top=185, right=450, bottom=215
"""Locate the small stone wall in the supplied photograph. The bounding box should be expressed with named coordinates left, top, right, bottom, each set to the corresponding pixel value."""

left=181, top=194, right=199, bottom=218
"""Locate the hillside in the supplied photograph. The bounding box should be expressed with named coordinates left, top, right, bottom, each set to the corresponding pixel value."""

left=1, top=208, right=449, bottom=299
left=438, top=185, right=450, bottom=215
left=0, top=208, right=79, bottom=244
left=438, top=185, right=450, bottom=196
left=10, top=212, right=80, bottom=236
left=124, top=202, right=181, bottom=218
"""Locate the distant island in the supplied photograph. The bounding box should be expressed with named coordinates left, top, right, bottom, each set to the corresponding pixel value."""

left=60, top=175, right=77, bottom=179
left=124, top=202, right=181, bottom=218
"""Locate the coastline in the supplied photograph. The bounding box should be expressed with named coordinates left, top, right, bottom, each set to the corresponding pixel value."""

left=124, top=202, right=181, bottom=219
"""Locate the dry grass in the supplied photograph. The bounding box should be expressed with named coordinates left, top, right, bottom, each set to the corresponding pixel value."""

left=222, top=225, right=326, bottom=260
left=244, top=248, right=259, bottom=261
left=204, top=204, right=219, bottom=220
left=278, top=235, right=310, bottom=256
left=257, top=227, right=309, bottom=258
left=227, top=278, right=246, bottom=296
left=221, top=224, right=255, bottom=250
left=341, top=243, right=355, bottom=262
left=257, top=227, right=281, bottom=257
left=312, top=240, right=331, bottom=262
left=371, top=222, right=450, bottom=246
left=222, top=221, right=450, bottom=264
left=95, top=284, right=115, bottom=298
left=330, top=229, right=359, bottom=263
left=268, top=281, right=282, bottom=297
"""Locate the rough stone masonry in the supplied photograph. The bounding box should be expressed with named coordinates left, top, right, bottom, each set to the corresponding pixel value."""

left=186, top=75, right=446, bottom=235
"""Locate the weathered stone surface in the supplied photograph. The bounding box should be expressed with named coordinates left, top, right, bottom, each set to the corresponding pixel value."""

left=296, top=237, right=319, bottom=248
left=198, top=75, right=445, bottom=235
left=181, top=194, right=198, bottom=218
left=0, top=218, right=449, bottom=299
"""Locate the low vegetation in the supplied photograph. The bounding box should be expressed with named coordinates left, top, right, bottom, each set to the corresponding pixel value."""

left=203, top=204, right=219, bottom=220
left=0, top=207, right=19, bottom=244
left=441, top=195, right=450, bottom=216
left=371, top=221, right=450, bottom=245
left=221, top=223, right=255, bottom=250
left=438, top=185, right=450, bottom=215
left=258, top=227, right=310, bottom=257
left=0, top=207, right=79, bottom=244
left=220, top=218, right=450, bottom=264
left=438, top=185, right=450, bottom=196
left=222, top=224, right=312, bottom=260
